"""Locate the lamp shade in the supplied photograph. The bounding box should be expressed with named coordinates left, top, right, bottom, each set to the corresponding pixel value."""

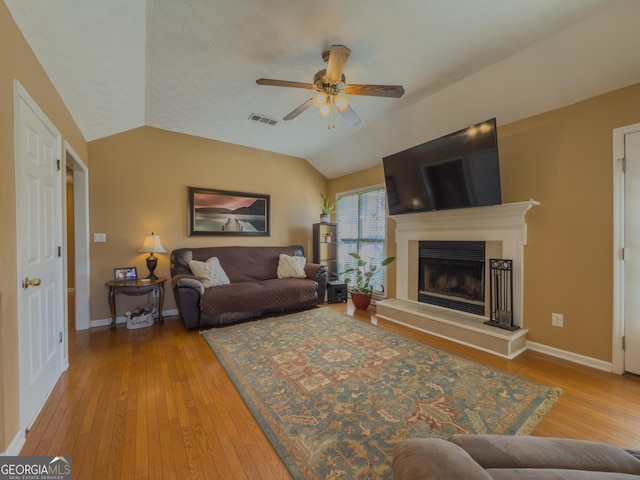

left=313, top=91, right=328, bottom=108
left=137, top=232, right=166, bottom=253
left=333, top=93, right=349, bottom=111
left=318, top=102, right=332, bottom=117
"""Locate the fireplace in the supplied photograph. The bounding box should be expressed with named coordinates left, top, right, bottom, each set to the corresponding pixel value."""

left=418, top=241, right=485, bottom=315
left=377, top=200, right=538, bottom=358
left=390, top=200, right=539, bottom=331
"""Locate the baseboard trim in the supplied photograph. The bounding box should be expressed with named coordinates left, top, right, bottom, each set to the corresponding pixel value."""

left=1, top=429, right=25, bottom=456
left=90, top=309, right=179, bottom=329
left=526, top=341, right=612, bottom=372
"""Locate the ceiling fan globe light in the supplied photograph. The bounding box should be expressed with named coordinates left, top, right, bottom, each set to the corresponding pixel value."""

left=334, top=94, right=349, bottom=111
left=313, top=91, right=328, bottom=108
left=319, top=102, right=331, bottom=117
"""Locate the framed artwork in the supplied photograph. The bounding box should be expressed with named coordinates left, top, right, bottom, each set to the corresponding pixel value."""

left=113, top=267, right=137, bottom=282
left=188, top=187, right=270, bottom=236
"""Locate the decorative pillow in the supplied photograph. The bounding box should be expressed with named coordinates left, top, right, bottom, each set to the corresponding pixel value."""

left=188, top=257, right=230, bottom=288
left=277, top=254, right=307, bottom=279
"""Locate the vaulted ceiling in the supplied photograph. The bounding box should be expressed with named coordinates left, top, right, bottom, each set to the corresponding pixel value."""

left=5, top=0, right=640, bottom=178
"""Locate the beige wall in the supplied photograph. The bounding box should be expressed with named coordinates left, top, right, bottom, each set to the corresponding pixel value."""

left=0, top=4, right=87, bottom=451
left=88, top=126, right=327, bottom=320
left=499, top=83, right=640, bottom=361
left=329, top=83, right=640, bottom=363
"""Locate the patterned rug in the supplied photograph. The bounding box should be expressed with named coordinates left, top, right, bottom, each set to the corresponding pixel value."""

left=201, top=308, right=561, bottom=479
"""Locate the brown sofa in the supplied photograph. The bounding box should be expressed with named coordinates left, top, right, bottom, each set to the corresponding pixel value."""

left=170, top=245, right=327, bottom=329
left=392, top=435, right=640, bottom=479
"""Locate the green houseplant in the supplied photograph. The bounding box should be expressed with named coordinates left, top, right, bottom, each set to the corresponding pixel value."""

left=320, top=193, right=339, bottom=223
left=344, top=252, right=396, bottom=309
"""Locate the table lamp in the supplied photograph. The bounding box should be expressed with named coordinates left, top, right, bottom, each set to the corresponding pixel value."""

left=138, top=232, right=166, bottom=280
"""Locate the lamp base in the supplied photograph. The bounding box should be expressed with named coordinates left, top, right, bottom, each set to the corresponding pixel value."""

left=145, top=254, right=158, bottom=280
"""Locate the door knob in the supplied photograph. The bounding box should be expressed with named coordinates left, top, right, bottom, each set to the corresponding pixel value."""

left=22, top=277, right=41, bottom=288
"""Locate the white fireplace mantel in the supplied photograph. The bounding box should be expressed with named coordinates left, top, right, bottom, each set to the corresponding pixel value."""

left=391, top=199, right=540, bottom=235
left=391, top=199, right=539, bottom=329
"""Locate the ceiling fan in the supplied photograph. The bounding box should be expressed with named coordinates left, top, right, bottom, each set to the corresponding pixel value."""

left=256, top=45, right=405, bottom=127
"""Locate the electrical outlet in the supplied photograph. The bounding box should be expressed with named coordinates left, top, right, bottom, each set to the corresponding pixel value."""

left=152, top=289, right=159, bottom=298
left=93, top=233, right=106, bottom=243
left=551, top=312, right=564, bottom=327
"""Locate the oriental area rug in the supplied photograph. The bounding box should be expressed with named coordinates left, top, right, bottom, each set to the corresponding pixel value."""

left=201, top=308, right=561, bottom=480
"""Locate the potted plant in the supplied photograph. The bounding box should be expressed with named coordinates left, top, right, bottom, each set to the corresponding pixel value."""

left=344, top=253, right=396, bottom=310
left=320, top=193, right=339, bottom=223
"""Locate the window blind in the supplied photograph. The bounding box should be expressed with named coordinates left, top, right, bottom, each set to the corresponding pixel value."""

left=336, top=187, right=388, bottom=295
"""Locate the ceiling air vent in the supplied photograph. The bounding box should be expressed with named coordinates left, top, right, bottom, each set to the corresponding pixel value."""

left=248, top=113, right=278, bottom=126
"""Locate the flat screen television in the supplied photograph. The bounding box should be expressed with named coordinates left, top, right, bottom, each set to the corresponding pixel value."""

left=383, top=118, right=502, bottom=215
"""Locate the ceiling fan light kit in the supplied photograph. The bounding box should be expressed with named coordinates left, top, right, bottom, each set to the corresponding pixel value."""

left=256, top=44, right=404, bottom=129
left=312, top=91, right=329, bottom=108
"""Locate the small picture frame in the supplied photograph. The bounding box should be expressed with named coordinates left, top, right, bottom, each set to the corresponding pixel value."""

left=113, top=267, right=137, bottom=282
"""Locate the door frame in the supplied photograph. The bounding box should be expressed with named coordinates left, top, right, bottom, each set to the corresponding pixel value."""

left=14, top=80, right=66, bottom=429
left=612, top=122, right=640, bottom=374
left=64, top=141, right=91, bottom=331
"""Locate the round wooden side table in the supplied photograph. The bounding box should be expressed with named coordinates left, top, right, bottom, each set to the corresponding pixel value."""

left=105, top=277, right=166, bottom=330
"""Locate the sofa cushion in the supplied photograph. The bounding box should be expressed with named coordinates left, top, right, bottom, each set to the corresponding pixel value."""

left=189, top=257, right=230, bottom=287
left=200, top=278, right=318, bottom=315
left=487, top=468, right=640, bottom=479
left=277, top=254, right=307, bottom=279
left=451, top=435, right=640, bottom=474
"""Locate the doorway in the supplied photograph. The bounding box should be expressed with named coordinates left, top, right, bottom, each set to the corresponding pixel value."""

left=64, top=142, right=90, bottom=331
left=66, top=167, right=75, bottom=330
left=613, top=123, right=640, bottom=375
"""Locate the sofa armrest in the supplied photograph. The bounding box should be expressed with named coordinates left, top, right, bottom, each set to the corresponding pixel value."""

left=173, top=274, right=205, bottom=295
left=304, top=262, right=324, bottom=279
left=305, top=262, right=328, bottom=304
left=172, top=274, right=203, bottom=330
left=393, top=438, right=493, bottom=480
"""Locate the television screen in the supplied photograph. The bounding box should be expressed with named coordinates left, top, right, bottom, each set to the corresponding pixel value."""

left=383, top=118, right=502, bottom=215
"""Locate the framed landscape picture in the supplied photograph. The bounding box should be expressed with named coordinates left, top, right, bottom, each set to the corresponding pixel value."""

left=188, top=187, right=270, bottom=236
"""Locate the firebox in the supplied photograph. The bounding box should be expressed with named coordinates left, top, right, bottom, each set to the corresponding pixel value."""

left=418, top=240, right=485, bottom=315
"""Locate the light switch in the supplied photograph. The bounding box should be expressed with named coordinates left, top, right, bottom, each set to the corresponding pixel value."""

left=94, top=233, right=106, bottom=243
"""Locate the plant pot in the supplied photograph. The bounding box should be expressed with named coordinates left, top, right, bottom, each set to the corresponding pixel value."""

left=320, top=214, right=330, bottom=223
left=351, top=291, right=372, bottom=310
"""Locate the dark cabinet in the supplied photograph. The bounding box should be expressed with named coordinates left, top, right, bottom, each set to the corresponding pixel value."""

left=313, top=223, right=338, bottom=281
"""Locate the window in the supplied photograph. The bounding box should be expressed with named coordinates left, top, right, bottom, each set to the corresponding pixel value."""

left=336, top=186, right=388, bottom=296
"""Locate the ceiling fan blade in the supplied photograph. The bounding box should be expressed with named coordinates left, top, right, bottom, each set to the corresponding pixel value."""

left=283, top=98, right=314, bottom=121
left=256, top=78, right=315, bottom=90
left=338, top=104, right=361, bottom=126
left=343, top=84, right=405, bottom=98
left=325, top=45, right=351, bottom=84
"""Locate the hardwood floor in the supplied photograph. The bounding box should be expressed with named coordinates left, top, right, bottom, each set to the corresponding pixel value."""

left=21, top=303, right=640, bottom=479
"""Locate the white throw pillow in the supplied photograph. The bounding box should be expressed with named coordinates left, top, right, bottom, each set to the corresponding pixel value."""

left=277, top=254, right=307, bottom=279
left=188, top=257, right=230, bottom=288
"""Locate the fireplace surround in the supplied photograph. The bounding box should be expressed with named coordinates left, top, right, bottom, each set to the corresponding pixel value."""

left=376, top=199, right=539, bottom=358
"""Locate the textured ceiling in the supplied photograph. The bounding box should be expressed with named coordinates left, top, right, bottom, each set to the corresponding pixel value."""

left=5, top=0, right=639, bottom=178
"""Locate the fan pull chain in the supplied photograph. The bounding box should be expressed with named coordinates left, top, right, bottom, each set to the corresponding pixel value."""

left=328, top=96, right=335, bottom=129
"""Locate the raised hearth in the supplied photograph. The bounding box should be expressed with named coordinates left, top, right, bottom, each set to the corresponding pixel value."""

left=378, top=199, right=538, bottom=358
left=376, top=299, right=528, bottom=358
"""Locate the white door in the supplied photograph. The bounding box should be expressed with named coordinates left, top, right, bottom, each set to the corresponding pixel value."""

left=15, top=83, right=64, bottom=429
left=624, top=130, right=640, bottom=375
